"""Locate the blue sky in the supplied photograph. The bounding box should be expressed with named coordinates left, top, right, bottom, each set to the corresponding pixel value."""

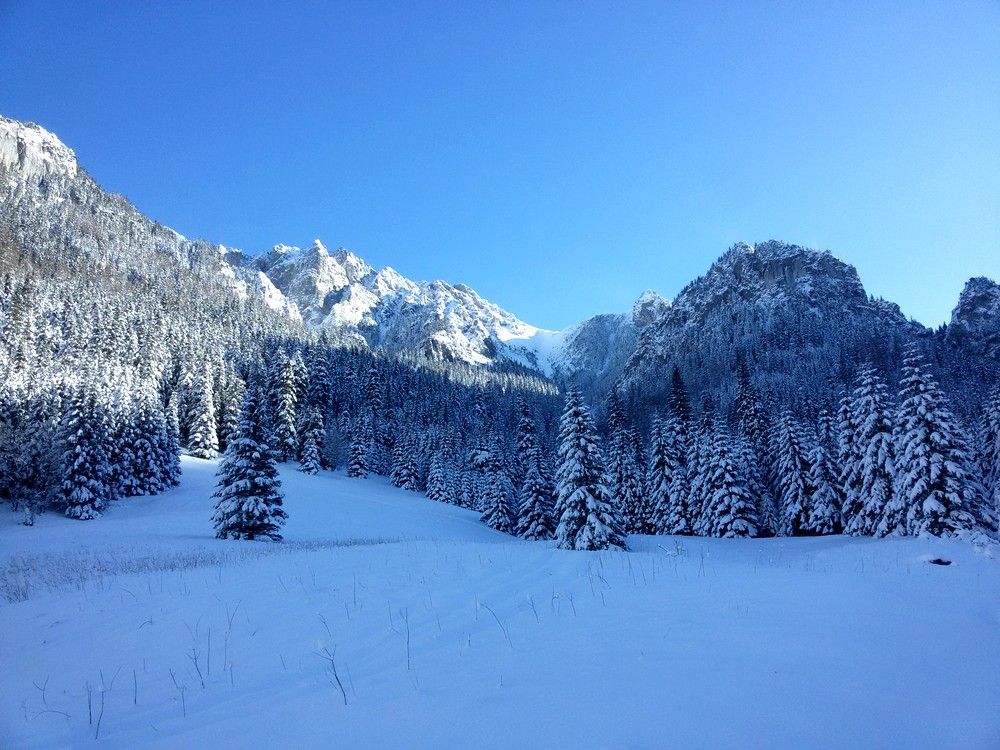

left=2, top=1, right=997, bottom=329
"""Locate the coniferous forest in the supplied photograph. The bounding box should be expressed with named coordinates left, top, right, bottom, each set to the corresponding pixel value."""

left=1, top=117, right=997, bottom=550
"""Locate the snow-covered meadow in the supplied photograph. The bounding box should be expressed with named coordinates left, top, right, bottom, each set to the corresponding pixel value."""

left=2, top=458, right=998, bottom=749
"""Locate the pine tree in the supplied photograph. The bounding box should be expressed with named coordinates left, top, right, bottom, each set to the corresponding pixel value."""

left=347, top=415, right=371, bottom=478
left=58, top=390, right=111, bottom=520
left=773, top=411, right=812, bottom=536
left=689, top=417, right=717, bottom=535
left=426, top=447, right=456, bottom=503
left=977, top=386, right=1000, bottom=532
left=515, top=429, right=556, bottom=540
left=668, top=367, right=692, bottom=425
left=481, top=465, right=516, bottom=534
left=700, top=427, right=758, bottom=538
left=893, top=347, right=978, bottom=537
left=216, top=370, right=244, bottom=454
left=297, top=407, right=324, bottom=474
left=805, top=410, right=842, bottom=534
left=842, top=365, right=895, bottom=536
left=130, top=396, right=165, bottom=495
left=162, top=395, right=183, bottom=486
left=188, top=366, right=219, bottom=459
left=299, top=408, right=323, bottom=475
left=553, top=388, right=626, bottom=551
left=390, top=434, right=420, bottom=491
left=607, top=407, right=645, bottom=533
left=211, top=389, right=287, bottom=541
left=271, top=353, right=299, bottom=462
left=647, top=413, right=688, bottom=534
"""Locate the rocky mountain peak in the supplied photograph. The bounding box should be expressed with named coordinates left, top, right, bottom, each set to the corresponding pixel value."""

left=947, top=276, right=1000, bottom=358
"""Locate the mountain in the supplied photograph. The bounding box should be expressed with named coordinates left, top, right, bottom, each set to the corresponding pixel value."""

left=2, top=115, right=996, bottom=416
left=0, top=116, right=569, bottom=371
left=947, top=277, right=1000, bottom=360
left=242, top=239, right=551, bottom=366
left=618, top=241, right=930, bottom=418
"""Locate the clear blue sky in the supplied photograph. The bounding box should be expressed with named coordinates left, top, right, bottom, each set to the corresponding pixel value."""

left=2, top=1, right=997, bottom=329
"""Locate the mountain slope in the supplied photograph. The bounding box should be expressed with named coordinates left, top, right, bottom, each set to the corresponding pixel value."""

left=617, top=241, right=927, bottom=416
left=2, top=115, right=996, bottom=412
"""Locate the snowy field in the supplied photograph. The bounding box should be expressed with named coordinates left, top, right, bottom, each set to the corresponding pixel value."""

left=2, top=458, right=998, bottom=749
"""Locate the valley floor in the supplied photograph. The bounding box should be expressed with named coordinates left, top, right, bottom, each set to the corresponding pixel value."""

left=1, top=458, right=998, bottom=749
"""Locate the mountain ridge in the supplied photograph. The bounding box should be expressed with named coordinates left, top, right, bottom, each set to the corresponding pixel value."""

left=1, top=115, right=995, bottom=404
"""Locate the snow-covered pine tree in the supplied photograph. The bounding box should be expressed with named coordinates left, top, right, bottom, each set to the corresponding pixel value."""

left=805, top=409, right=842, bottom=534
left=129, top=395, right=165, bottom=495
left=773, top=411, right=812, bottom=536
left=553, top=388, right=626, bottom=551
left=735, top=434, right=778, bottom=537
left=893, top=347, right=978, bottom=537
left=668, top=367, right=692, bottom=426
left=390, top=434, right=420, bottom=491
left=346, top=416, right=370, bottom=478
left=58, top=389, right=111, bottom=520
left=426, top=446, right=455, bottom=503
left=606, top=397, right=645, bottom=533
left=481, top=464, right=517, bottom=534
left=689, top=414, right=717, bottom=535
left=978, top=385, right=1000, bottom=532
left=304, top=346, right=334, bottom=419
left=515, top=428, right=556, bottom=540
left=187, top=365, right=219, bottom=459
left=734, top=362, right=776, bottom=534
left=735, top=361, right=771, bottom=469
left=271, top=353, right=299, bottom=462
left=842, top=364, right=895, bottom=536
left=216, top=367, right=244, bottom=454
left=836, top=390, right=859, bottom=526
left=647, top=413, right=688, bottom=534
left=514, top=399, right=538, bottom=479
left=298, top=408, right=323, bottom=475
left=211, top=389, right=287, bottom=541
left=162, top=395, right=183, bottom=487
left=700, top=427, right=758, bottom=538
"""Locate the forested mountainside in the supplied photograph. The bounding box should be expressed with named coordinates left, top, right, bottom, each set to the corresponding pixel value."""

left=1, top=114, right=998, bottom=545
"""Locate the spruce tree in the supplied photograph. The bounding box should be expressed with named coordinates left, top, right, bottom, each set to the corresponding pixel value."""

left=607, top=417, right=645, bottom=533
left=647, top=413, right=689, bottom=534
left=272, top=353, right=299, bottom=462
left=668, top=367, right=692, bottom=425
left=162, top=395, right=183, bottom=486
left=515, top=430, right=556, bottom=540
left=700, top=427, right=758, bottom=538
left=390, top=435, right=420, bottom=491
left=553, top=388, right=626, bottom=551
left=347, top=416, right=371, bottom=478
left=426, top=447, right=455, bottom=503
left=130, top=396, right=165, bottom=495
left=893, top=348, right=978, bottom=537
left=59, top=390, right=111, bottom=520
left=842, top=365, right=895, bottom=536
left=297, top=408, right=324, bottom=474
left=481, top=465, right=517, bottom=534
left=980, top=386, right=1000, bottom=532
left=188, top=366, right=219, bottom=459
left=211, top=389, right=287, bottom=541
left=773, top=411, right=812, bottom=536
left=805, top=410, right=843, bottom=534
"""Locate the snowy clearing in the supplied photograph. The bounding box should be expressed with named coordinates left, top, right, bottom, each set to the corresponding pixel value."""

left=2, top=458, right=998, bottom=749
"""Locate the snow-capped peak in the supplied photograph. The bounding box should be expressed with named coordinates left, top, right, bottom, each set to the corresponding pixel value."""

left=0, top=117, right=79, bottom=188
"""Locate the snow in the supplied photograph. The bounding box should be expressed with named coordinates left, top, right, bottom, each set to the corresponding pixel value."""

left=0, top=117, right=78, bottom=186
left=2, top=457, right=999, bottom=748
